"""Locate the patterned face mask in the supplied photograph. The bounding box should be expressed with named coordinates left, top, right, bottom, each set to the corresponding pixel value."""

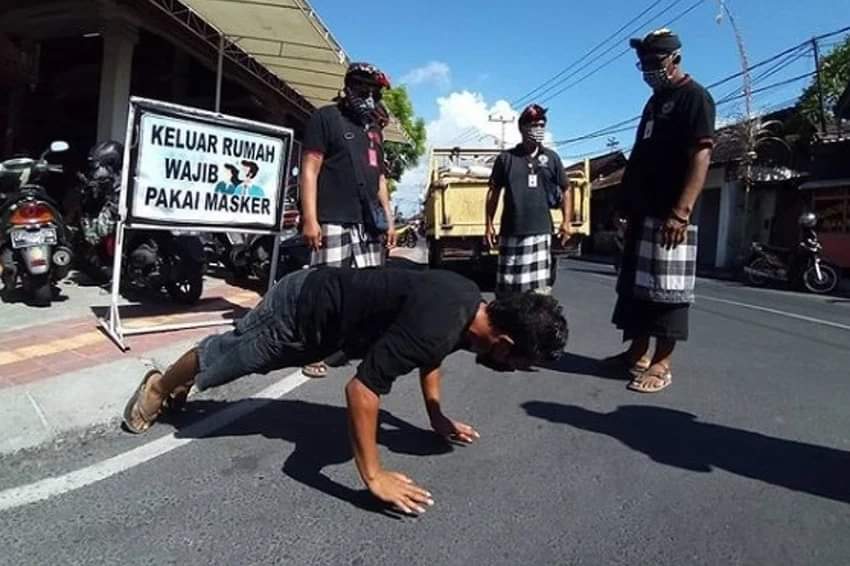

left=522, top=125, right=546, bottom=146
left=642, top=68, right=674, bottom=91
left=345, top=85, right=380, bottom=126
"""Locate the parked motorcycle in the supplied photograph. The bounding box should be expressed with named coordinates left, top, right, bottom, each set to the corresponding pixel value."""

left=205, top=189, right=307, bottom=283
left=74, top=141, right=205, bottom=304
left=743, top=212, right=840, bottom=294
left=396, top=225, right=419, bottom=248
left=0, top=141, right=74, bottom=306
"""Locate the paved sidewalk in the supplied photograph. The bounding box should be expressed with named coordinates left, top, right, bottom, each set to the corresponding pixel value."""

left=0, top=275, right=262, bottom=455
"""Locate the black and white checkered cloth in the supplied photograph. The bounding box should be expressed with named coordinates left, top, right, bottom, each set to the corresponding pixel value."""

left=497, top=234, right=551, bottom=294
left=310, top=223, right=385, bottom=268
left=632, top=217, right=698, bottom=303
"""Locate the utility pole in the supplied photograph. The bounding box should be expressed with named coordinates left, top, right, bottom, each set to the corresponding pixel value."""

left=812, top=37, right=828, bottom=133
left=716, top=0, right=756, bottom=261
left=488, top=113, right=512, bottom=149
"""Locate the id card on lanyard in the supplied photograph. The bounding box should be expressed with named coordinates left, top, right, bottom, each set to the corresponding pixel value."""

left=527, top=159, right=539, bottom=189
left=367, top=129, right=381, bottom=168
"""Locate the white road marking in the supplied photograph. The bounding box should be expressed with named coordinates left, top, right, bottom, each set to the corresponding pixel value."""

left=0, top=370, right=310, bottom=512
left=570, top=267, right=850, bottom=332
left=698, top=295, right=850, bottom=332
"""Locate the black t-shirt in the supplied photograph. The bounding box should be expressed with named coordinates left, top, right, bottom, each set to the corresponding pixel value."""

left=489, top=145, right=566, bottom=236
left=297, top=268, right=482, bottom=395
left=621, top=77, right=716, bottom=220
left=302, top=104, right=385, bottom=224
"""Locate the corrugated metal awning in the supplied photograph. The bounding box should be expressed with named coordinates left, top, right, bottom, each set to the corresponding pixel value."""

left=179, top=0, right=409, bottom=143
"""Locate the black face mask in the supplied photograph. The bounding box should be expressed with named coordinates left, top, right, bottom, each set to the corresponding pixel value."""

left=344, top=86, right=381, bottom=126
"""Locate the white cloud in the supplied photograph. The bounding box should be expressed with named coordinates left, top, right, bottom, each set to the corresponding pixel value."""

left=393, top=90, right=530, bottom=216
left=399, top=61, right=452, bottom=89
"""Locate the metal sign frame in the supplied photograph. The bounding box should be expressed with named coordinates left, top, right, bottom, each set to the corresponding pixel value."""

left=100, top=97, right=295, bottom=351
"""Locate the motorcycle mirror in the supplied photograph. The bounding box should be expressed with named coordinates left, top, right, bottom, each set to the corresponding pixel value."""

left=50, top=141, right=70, bottom=153
left=41, top=141, right=70, bottom=160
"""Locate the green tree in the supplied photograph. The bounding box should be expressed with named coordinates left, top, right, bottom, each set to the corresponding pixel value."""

left=382, top=86, right=427, bottom=192
left=798, top=34, right=850, bottom=125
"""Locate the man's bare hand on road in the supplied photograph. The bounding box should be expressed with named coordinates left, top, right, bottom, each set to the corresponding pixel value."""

left=367, top=470, right=434, bottom=515
left=431, top=413, right=480, bottom=444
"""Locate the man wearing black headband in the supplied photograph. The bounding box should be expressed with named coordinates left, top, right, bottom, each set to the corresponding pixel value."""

left=607, top=29, right=716, bottom=393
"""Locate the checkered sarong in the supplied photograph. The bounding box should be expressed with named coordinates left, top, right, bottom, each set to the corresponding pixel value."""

left=633, top=217, right=698, bottom=304
left=497, top=234, right=551, bottom=294
left=310, top=223, right=385, bottom=268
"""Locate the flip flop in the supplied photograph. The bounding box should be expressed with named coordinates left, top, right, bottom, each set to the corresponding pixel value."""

left=122, top=369, right=164, bottom=434
left=627, top=366, right=672, bottom=393
left=302, top=362, right=328, bottom=378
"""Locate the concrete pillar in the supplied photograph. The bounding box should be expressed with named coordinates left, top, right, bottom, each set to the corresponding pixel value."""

left=715, top=179, right=739, bottom=268
left=96, top=22, right=138, bottom=143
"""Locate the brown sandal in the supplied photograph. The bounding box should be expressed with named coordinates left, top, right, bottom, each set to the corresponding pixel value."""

left=122, top=370, right=165, bottom=434
left=627, top=365, right=672, bottom=393
left=603, top=352, right=651, bottom=379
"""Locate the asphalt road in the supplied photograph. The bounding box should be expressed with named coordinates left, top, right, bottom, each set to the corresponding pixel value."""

left=1, top=260, right=849, bottom=566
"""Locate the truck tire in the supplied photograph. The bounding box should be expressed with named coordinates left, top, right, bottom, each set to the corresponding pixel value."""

left=428, top=241, right=442, bottom=268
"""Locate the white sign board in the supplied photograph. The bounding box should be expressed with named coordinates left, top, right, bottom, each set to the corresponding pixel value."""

left=125, top=98, right=293, bottom=233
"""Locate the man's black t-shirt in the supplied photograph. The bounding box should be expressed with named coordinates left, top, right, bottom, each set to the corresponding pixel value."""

left=297, top=268, right=482, bottom=395
left=622, top=77, right=716, bottom=220
left=302, top=104, right=384, bottom=224
left=489, top=145, right=566, bottom=236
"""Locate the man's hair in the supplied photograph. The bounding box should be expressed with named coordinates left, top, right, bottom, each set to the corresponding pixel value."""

left=241, top=160, right=259, bottom=179
left=487, top=292, right=568, bottom=362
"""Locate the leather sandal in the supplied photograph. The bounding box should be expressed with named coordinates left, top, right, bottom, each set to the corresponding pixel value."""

left=122, top=370, right=165, bottom=434
left=627, top=365, right=672, bottom=393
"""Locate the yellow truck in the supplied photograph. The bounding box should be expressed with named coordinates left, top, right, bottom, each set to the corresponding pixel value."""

left=423, top=147, right=591, bottom=282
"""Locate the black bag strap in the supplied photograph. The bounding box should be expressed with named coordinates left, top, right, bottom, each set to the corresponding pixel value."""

left=329, top=106, right=369, bottom=197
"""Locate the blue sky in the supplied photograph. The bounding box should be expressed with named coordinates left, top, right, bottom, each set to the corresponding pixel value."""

left=311, top=0, right=849, bottom=212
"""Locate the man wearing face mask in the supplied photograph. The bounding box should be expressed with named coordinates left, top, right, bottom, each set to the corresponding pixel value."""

left=607, top=29, right=715, bottom=394
left=485, top=104, right=572, bottom=297
left=300, top=62, right=396, bottom=378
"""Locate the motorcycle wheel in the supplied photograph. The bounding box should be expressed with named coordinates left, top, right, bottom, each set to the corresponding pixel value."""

left=28, top=273, right=53, bottom=307
left=802, top=263, right=839, bottom=294
left=405, top=234, right=418, bottom=248
left=745, top=257, right=771, bottom=287
left=166, top=268, right=203, bottom=304
left=226, top=244, right=251, bottom=278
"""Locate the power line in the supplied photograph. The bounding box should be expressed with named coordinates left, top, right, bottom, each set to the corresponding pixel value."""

left=539, top=0, right=707, bottom=105
left=552, top=24, right=850, bottom=148
left=512, top=0, right=669, bottom=106
left=449, top=0, right=689, bottom=146
left=454, top=1, right=703, bottom=146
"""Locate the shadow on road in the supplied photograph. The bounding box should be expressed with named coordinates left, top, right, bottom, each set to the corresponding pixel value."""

left=538, top=352, right=630, bottom=381
left=170, top=399, right=453, bottom=517
left=90, top=296, right=250, bottom=322
left=522, top=402, right=850, bottom=504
